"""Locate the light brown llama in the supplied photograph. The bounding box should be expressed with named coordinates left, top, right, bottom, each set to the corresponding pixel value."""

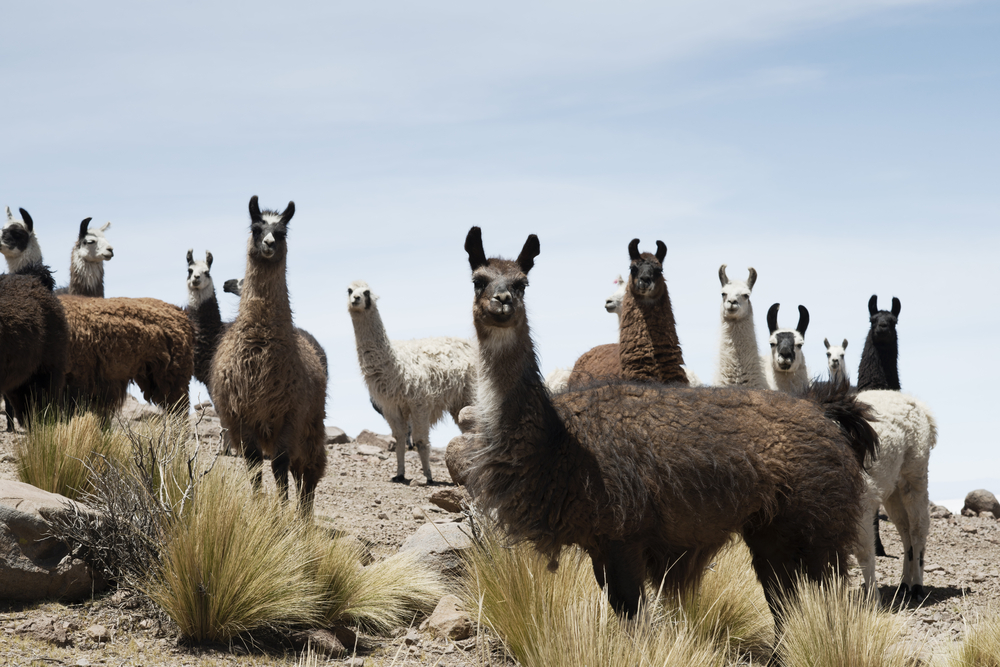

left=463, top=226, right=878, bottom=629
left=210, top=196, right=327, bottom=515
left=58, top=295, right=193, bottom=420
left=566, top=239, right=689, bottom=389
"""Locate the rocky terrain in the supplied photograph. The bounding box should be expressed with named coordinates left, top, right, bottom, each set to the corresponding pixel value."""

left=0, top=398, right=998, bottom=665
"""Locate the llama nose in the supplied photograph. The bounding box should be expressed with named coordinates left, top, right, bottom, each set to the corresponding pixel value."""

left=105, top=247, right=114, bottom=259
left=493, top=291, right=512, bottom=305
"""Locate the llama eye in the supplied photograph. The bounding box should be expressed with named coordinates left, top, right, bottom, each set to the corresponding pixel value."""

left=347, top=288, right=352, bottom=295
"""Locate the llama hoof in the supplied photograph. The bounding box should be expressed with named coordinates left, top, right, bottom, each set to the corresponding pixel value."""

left=908, top=584, right=927, bottom=600
left=390, top=474, right=409, bottom=484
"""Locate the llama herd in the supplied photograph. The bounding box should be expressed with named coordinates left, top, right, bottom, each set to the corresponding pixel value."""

left=1, top=199, right=938, bottom=629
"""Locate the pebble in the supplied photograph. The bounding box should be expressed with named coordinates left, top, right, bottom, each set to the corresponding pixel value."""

left=378, top=512, right=389, bottom=520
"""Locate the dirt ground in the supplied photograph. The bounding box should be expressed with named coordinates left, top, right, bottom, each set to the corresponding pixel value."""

left=0, top=400, right=998, bottom=666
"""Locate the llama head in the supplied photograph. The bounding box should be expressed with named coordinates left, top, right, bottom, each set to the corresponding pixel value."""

left=466, top=226, right=539, bottom=334
left=867, top=295, right=900, bottom=345
left=824, top=337, right=848, bottom=379
left=766, top=303, right=809, bottom=372
left=347, top=280, right=378, bottom=313
left=248, top=195, right=294, bottom=263
left=605, top=275, right=626, bottom=314
left=1, top=206, right=42, bottom=269
left=626, top=238, right=667, bottom=303
left=74, top=218, right=114, bottom=264
left=186, top=249, right=215, bottom=306
left=718, top=264, right=757, bottom=321
left=223, top=278, right=244, bottom=297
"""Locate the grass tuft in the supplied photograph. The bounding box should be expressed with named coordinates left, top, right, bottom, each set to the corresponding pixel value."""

left=947, top=606, right=1000, bottom=667
left=776, top=574, right=912, bottom=667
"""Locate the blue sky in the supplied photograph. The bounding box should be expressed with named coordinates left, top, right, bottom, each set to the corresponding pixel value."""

left=3, top=1, right=997, bottom=500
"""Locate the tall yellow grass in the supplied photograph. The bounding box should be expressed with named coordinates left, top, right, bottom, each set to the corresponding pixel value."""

left=946, top=606, right=1000, bottom=667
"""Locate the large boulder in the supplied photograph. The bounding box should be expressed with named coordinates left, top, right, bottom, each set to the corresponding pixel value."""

left=962, top=489, right=1000, bottom=519
left=398, top=521, right=473, bottom=579
left=0, top=480, right=106, bottom=601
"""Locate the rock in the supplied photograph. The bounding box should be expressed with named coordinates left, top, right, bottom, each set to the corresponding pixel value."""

left=963, top=489, right=1000, bottom=519
left=446, top=433, right=480, bottom=486
left=192, top=401, right=217, bottom=417
left=424, top=594, right=474, bottom=640
left=429, top=488, right=468, bottom=513
left=290, top=628, right=346, bottom=657
left=403, top=628, right=422, bottom=646
left=15, top=615, right=73, bottom=647
left=326, top=426, right=351, bottom=445
left=457, top=406, right=477, bottom=434
left=412, top=507, right=427, bottom=521
left=930, top=503, right=952, bottom=519
left=86, top=624, right=110, bottom=642
left=356, top=444, right=383, bottom=457
left=119, top=395, right=160, bottom=422
left=399, top=521, right=473, bottom=579
left=356, top=430, right=395, bottom=450
left=0, top=480, right=106, bottom=601
left=378, top=512, right=389, bottom=520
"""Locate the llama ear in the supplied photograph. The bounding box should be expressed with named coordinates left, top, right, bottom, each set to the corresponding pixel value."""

left=891, top=297, right=900, bottom=317
left=655, top=241, right=667, bottom=263
left=5, top=207, right=11, bottom=221
left=249, top=195, right=261, bottom=222
left=842, top=339, right=848, bottom=350
left=465, top=226, right=488, bottom=271
left=747, top=267, right=757, bottom=291
left=767, top=303, right=779, bottom=334
left=78, top=218, right=92, bottom=240
left=517, top=234, right=540, bottom=274
left=628, top=238, right=641, bottom=261
left=19, top=208, right=33, bottom=232
left=868, top=294, right=878, bottom=316
left=718, top=264, right=729, bottom=287
left=99, top=221, right=111, bottom=232
left=206, top=251, right=213, bottom=269
left=796, top=305, right=809, bottom=336
left=824, top=338, right=831, bottom=349
left=280, top=201, right=295, bottom=224
left=186, top=249, right=194, bottom=266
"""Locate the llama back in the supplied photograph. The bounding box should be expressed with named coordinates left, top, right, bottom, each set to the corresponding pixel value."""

left=391, top=336, right=476, bottom=407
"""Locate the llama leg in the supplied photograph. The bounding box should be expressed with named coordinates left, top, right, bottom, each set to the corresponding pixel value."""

left=383, top=408, right=410, bottom=482
left=410, top=409, right=434, bottom=483
left=900, top=470, right=931, bottom=599
left=241, top=430, right=265, bottom=493
left=271, top=450, right=290, bottom=503
left=601, top=541, right=646, bottom=618
left=882, top=489, right=913, bottom=591
left=855, top=495, right=879, bottom=593
left=874, top=510, right=888, bottom=557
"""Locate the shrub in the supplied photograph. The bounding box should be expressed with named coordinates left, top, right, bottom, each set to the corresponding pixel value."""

left=947, top=606, right=1000, bottom=667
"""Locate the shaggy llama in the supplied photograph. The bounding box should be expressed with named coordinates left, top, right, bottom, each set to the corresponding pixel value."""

left=857, top=295, right=901, bottom=391
left=824, top=338, right=849, bottom=385
left=61, top=218, right=114, bottom=297
left=347, top=279, right=476, bottom=483
left=853, top=389, right=937, bottom=598
left=715, top=264, right=768, bottom=388
left=210, top=197, right=327, bottom=514
left=463, top=226, right=878, bottom=626
left=1, top=207, right=43, bottom=272
left=762, top=303, right=810, bottom=393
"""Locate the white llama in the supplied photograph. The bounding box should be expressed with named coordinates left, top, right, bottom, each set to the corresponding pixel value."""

left=762, top=302, right=810, bottom=393
left=714, top=264, right=768, bottom=388
left=824, top=338, right=849, bottom=385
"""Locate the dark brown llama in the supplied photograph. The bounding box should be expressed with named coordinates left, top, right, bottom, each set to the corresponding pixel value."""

left=210, top=196, right=327, bottom=515
left=463, top=226, right=878, bottom=628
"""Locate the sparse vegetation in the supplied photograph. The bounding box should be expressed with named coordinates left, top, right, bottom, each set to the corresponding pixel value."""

left=946, top=607, right=1000, bottom=667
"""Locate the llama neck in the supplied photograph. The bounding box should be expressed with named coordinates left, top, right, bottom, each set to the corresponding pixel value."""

left=618, top=289, right=688, bottom=385
left=716, top=310, right=768, bottom=388
left=2, top=238, right=43, bottom=273
left=187, top=292, right=224, bottom=386
left=857, top=335, right=900, bottom=391
left=768, top=361, right=810, bottom=394
left=349, top=306, right=403, bottom=386
left=68, top=251, right=104, bottom=297
left=237, top=252, right=292, bottom=327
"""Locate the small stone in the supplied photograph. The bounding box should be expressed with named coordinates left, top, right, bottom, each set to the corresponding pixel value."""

left=412, top=476, right=429, bottom=487
left=139, top=618, right=156, bottom=630
left=291, top=628, right=346, bottom=657
left=425, top=594, right=474, bottom=640
left=404, top=629, right=422, bottom=646
left=412, top=508, right=426, bottom=521
left=325, top=426, right=351, bottom=445
left=356, top=444, right=383, bottom=457
left=972, top=572, right=987, bottom=583
left=75, top=659, right=90, bottom=667
left=87, top=624, right=110, bottom=642
left=429, top=488, right=468, bottom=513
left=356, top=430, right=395, bottom=450
left=961, top=525, right=978, bottom=534
left=345, top=659, right=365, bottom=667
left=378, top=512, right=389, bottom=520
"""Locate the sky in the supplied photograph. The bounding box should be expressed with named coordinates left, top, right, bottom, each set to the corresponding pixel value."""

left=2, top=1, right=997, bottom=501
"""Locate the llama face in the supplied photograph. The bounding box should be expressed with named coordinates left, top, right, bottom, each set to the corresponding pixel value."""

left=1, top=207, right=37, bottom=263
left=75, top=219, right=114, bottom=264
left=626, top=239, right=667, bottom=302
left=466, top=227, right=539, bottom=332
left=186, top=249, right=215, bottom=306
left=766, top=303, right=809, bottom=372
left=347, top=280, right=376, bottom=312
left=718, top=265, right=756, bottom=321
left=248, top=196, right=294, bottom=263
left=824, top=338, right=848, bottom=377
left=605, top=275, right=626, bottom=314
left=868, top=295, right=900, bottom=345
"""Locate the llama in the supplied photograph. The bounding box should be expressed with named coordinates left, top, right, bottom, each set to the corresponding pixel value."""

left=185, top=250, right=225, bottom=390
left=1, top=207, right=43, bottom=272
left=824, top=338, right=849, bottom=385
left=63, top=218, right=113, bottom=297
left=857, top=295, right=901, bottom=391
left=210, top=196, right=327, bottom=514
left=853, top=390, right=937, bottom=598
left=463, top=226, right=878, bottom=626
left=762, top=303, right=810, bottom=393
left=0, top=263, right=69, bottom=428
left=347, top=279, right=476, bottom=483
left=59, top=295, right=194, bottom=419
left=715, top=264, right=769, bottom=389
left=605, top=274, right=626, bottom=317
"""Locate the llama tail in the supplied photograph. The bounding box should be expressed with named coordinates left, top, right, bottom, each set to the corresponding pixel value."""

left=13, top=262, right=57, bottom=292
left=802, top=378, right=880, bottom=469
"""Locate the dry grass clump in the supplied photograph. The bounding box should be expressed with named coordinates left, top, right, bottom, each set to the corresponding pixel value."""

left=16, top=411, right=130, bottom=499
left=775, top=574, right=913, bottom=667
left=946, top=606, right=1000, bottom=667
left=676, top=537, right=774, bottom=659
left=462, top=514, right=728, bottom=667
